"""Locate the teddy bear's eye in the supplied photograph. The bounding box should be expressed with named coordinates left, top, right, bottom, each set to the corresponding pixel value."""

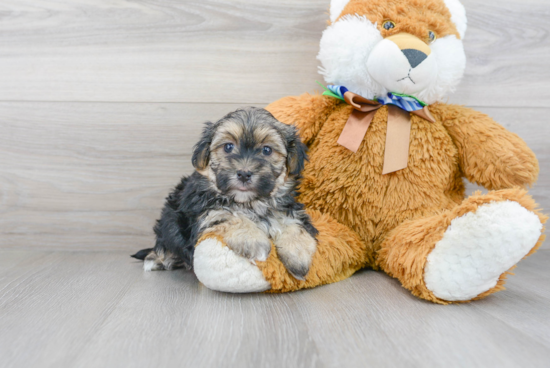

left=382, top=20, right=395, bottom=31
left=428, top=30, right=437, bottom=43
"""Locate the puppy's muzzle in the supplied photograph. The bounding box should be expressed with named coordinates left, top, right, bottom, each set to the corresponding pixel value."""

left=237, top=170, right=252, bottom=183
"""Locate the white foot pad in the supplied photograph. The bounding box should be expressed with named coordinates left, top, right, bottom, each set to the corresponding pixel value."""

left=424, top=200, right=542, bottom=301
left=193, top=238, right=271, bottom=293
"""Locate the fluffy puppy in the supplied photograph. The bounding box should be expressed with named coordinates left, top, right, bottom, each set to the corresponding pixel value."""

left=132, top=107, right=318, bottom=280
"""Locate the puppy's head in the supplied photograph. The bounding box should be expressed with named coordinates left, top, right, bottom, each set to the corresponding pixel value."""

left=192, top=107, right=307, bottom=203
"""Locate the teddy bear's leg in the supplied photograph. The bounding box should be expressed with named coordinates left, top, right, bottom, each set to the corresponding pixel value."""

left=377, top=188, right=546, bottom=304
left=193, top=234, right=272, bottom=293
left=193, top=210, right=370, bottom=293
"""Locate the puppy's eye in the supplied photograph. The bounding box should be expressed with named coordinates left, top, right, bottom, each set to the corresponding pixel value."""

left=383, top=20, right=395, bottom=30
left=428, top=30, right=437, bottom=44
left=262, top=146, right=272, bottom=156
left=224, top=143, right=234, bottom=153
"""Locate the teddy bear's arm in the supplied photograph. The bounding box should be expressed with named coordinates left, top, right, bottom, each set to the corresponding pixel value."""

left=266, top=93, right=340, bottom=145
left=438, top=104, right=539, bottom=190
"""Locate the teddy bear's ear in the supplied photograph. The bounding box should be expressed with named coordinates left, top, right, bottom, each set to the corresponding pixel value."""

left=329, top=0, right=351, bottom=23
left=443, top=0, right=467, bottom=39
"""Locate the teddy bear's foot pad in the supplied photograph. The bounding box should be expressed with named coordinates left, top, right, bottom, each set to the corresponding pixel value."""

left=424, top=200, right=543, bottom=301
left=194, top=238, right=271, bottom=293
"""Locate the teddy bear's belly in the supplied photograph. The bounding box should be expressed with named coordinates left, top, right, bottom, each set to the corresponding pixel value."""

left=298, top=109, right=462, bottom=255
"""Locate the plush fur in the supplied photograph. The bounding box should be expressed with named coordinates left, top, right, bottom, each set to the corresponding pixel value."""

left=330, top=0, right=467, bottom=37
left=193, top=236, right=272, bottom=293
left=132, top=107, right=318, bottom=280
left=319, top=0, right=466, bottom=103
left=191, top=0, right=547, bottom=304
left=424, top=200, right=543, bottom=301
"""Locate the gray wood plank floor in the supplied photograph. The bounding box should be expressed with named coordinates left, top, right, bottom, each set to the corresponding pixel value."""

left=0, top=249, right=549, bottom=368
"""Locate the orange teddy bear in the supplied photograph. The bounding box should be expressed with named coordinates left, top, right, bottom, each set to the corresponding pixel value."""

left=192, top=0, right=546, bottom=304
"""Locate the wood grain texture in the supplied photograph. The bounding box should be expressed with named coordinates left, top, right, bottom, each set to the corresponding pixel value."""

left=1, top=1, right=549, bottom=367
left=0, top=102, right=240, bottom=250
left=0, top=0, right=326, bottom=104
left=0, top=0, right=549, bottom=106
left=289, top=255, right=550, bottom=368
left=0, top=250, right=139, bottom=368
left=1, top=102, right=548, bottom=250
left=0, top=248, right=549, bottom=368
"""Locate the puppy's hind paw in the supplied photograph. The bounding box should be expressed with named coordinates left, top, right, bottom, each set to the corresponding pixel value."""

left=143, top=252, right=165, bottom=272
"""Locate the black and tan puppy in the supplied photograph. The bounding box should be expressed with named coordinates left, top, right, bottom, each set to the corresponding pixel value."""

left=132, top=107, right=318, bottom=280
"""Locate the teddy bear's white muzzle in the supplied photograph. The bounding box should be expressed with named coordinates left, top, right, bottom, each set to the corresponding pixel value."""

left=367, top=39, right=437, bottom=96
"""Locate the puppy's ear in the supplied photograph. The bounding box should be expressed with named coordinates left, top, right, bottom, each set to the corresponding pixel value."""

left=285, top=126, right=308, bottom=176
left=192, top=122, right=215, bottom=170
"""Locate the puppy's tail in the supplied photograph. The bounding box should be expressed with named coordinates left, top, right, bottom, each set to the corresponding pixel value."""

left=131, top=248, right=154, bottom=260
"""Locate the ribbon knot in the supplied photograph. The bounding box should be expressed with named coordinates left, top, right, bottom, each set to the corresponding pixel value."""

left=323, top=85, right=435, bottom=174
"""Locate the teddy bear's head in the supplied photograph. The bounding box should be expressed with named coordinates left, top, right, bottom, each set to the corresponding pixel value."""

left=318, top=0, right=467, bottom=104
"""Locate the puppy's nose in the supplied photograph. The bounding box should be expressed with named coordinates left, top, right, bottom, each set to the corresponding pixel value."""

left=401, top=49, right=427, bottom=68
left=236, top=170, right=252, bottom=183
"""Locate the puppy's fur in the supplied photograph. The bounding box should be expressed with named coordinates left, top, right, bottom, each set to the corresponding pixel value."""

left=132, top=107, right=318, bottom=280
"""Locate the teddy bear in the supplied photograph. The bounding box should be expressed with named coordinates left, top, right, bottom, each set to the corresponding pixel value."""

left=191, top=0, right=547, bottom=304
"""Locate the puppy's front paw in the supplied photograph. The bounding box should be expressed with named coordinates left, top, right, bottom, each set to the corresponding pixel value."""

left=223, top=220, right=271, bottom=262
left=274, top=226, right=317, bottom=280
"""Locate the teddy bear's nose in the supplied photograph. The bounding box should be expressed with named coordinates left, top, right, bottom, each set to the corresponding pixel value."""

left=386, top=33, right=431, bottom=69
left=401, top=49, right=428, bottom=68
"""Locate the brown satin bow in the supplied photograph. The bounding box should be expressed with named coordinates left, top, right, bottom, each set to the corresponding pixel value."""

left=337, top=91, right=436, bottom=174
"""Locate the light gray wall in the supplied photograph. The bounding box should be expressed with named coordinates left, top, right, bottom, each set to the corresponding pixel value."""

left=0, top=0, right=548, bottom=250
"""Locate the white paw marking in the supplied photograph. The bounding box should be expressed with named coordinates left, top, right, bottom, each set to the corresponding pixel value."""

left=424, top=200, right=542, bottom=301
left=143, top=260, right=155, bottom=272
left=193, top=238, right=271, bottom=293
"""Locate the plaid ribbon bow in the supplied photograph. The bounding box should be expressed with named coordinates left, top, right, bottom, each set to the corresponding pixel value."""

left=325, top=85, right=427, bottom=112
left=320, top=83, right=435, bottom=174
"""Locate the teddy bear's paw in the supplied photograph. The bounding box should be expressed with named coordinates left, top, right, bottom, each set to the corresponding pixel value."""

left=423, top=200, right=543, bottom=301
left=274, top=227, right=317, bottom=281
left=193, top=237, right=271, bottom=293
